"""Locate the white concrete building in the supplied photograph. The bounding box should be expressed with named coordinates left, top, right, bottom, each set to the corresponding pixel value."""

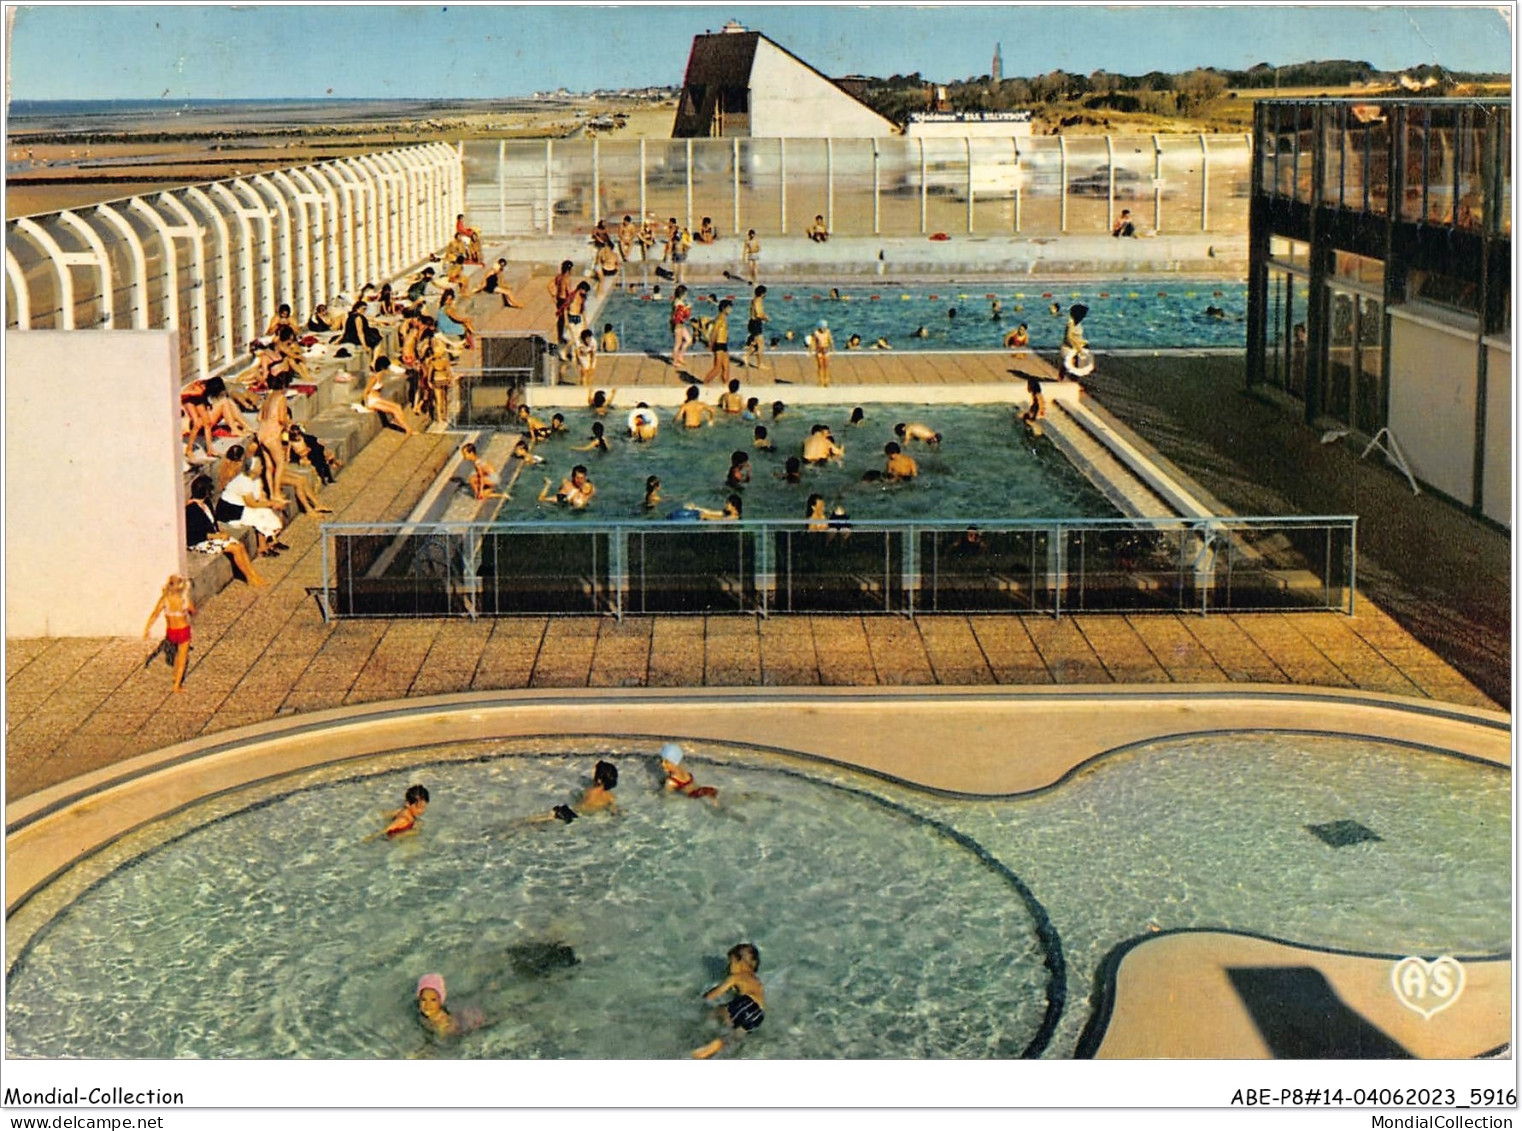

left=672, top=22, right=896, bottom=139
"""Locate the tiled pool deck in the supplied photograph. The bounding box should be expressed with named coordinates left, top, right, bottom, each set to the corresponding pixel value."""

left=4, top=279, right=1499, bottom=801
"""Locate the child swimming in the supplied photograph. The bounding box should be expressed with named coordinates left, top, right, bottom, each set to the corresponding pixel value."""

left=692, top=942, right=765, bottom=1058
left=383, top=783, right=430, bottom=838
left=414, top=972, right=486, bottom=1040
left=531, top=760, right=620, bottom=824
left=659, top=742, right=719, bottom=803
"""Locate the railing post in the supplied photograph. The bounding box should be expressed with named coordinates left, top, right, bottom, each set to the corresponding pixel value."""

left=778, top=138, right=787, bottom=233
left=591, top=138, right=600, bottom=230
left=1105, top=134, right=1115, bottom=234
left=826, top=137, right=834, bottom=234
left=732, top=136, right=741, bottom=236
left=545, top=139, right=554, bottom=236
left=965, top=136, right=974, bottom=234
left=1013, top=137, right=1022, bottom=234
left=918, top=138, right=927, bottom=234
left=1200, top=133, right=1210, bottom=231
left=871, top=139, right=880, bottom=235
left=1050, top=524, right=1064, bottom=618
left=1058, top=136, right=1068, bottom=233
left=497, top=140, right=506, bottom=236
left=1153, top=135, right=1163, bottom=233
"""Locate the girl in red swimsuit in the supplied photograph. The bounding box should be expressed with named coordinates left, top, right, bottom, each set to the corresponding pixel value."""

left=143, top=574, right=195, bottom=693
left=659, top=743, right=719, bottom=802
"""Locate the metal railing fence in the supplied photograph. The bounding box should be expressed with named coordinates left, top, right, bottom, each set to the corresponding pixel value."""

left=462, top=134, right=1253, bottom=239
left=320, top=514, right=1356, bottom=621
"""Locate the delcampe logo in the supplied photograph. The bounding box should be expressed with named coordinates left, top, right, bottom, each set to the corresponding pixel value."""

left=1391, top=955, right=1465, bottom=1019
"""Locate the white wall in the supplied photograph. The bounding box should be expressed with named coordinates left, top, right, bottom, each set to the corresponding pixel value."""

left=6, top=331, right=186, bottom=636
left=748, top=39, right=895, bottom=138
left=1481, top=339, right=1511, bottom=527
left=1386, top=310, right=1478, bottom=506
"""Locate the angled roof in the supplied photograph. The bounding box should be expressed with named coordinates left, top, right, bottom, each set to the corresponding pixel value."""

left=673, top=29, right=895, bottom=137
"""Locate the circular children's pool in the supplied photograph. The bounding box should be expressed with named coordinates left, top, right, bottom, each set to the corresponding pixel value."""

left=6, top=730, right=1508, bottom=1059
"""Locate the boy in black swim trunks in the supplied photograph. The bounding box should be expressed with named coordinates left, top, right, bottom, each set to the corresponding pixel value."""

left=692, top=942, right=764, bottom=1058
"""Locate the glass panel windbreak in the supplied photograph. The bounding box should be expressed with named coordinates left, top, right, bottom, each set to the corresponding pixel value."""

left=830, top=138, right=877, bottom=237
left=554, top=143, right=597, bottom=230
left=1061, top=137, right=1112, bottom=233
left=1017, top=136, right=1063, bottom=233
left=688, top=139, right=732, bottom=239
left=772, top=527, right=900, bottom=614
left=918, top=527, right=1053, bottom=613
left=737, top=138, right=782, bottom=236
left=968, top=136, right=1020, bottom=234
left=1210, top=522, right=1353, bottom=613
left=333, top=531, right=461, bottom=617
left=1157, top=136, right=1205, bottom=231
left=1355, top=294, right=1384, bottom=433
left=1206, top=135, right=1252, bottom=234
left=627, top=526, right=755, bottom=614
left=479, top=529, right=612, bottom=614
left=643, top=140, right=691, bottom=235
left=781, top=139, right=830, bottom=237
left=876, top=137, right=924, bottom=235
left=501, top=142, right=552, bottom=235
left=596, top=141, right=645, bottom=235
left=915, top=136, right=972, bottom=237
left=1065, top=525, right=1190, bottom=612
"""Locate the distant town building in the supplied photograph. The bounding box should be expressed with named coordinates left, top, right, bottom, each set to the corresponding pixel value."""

left=672, top=21, right=897, bottom=138
left=905, top=109, right=1033, bottom=138
left=992, top=42, right=1003, bottom=83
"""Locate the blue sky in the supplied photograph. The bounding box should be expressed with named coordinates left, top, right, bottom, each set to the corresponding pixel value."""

left=6, top=4, right=1512, bottom=100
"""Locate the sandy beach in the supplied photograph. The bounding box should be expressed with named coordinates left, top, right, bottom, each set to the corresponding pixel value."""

left=5, top=99, right=679, bottom=218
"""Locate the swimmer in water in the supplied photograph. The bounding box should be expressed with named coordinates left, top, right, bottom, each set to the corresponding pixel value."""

left=717, top=378, right=744, bottom=415
left=382, top=784, right=430, bottom=838
left=529, top=759, right=621, bottom=824
left=1049, top=301, right=1061, bottom=316
left=848, top=406, right=865, bottom=426
left=802, top=424, right=845, bottom=466
left=644, top=475, right=662, bottom=509
left=947, top=307, right=957, bottom=320
left=990, top=299, right=1003, bottom=319
left=780, top=456, right=803, bottom=484
left=771, top=400, right=786, bottom=420
left=571, top=421, right=610, bottom=454
left=725, top=450, right=752, bottom=489
left=753, top=425, right=774, bottom=451
left=846, top=333, right=862, bottom=350
left=674, top=385, right=716, bottom=429
left=692, top=943, right=765, bottom=1059
left=910, top=326, right=930, bottom=339
left=883, top=441, right=919, bottom=480
left=871, top=337, right=892, bottom=350
left=537, top=464, right=596, bottom=509
left=659, top=743, right=719, bottom=802
left=1004, top=323, right=1029, bottom=349
left=894, top=421, right=942, bottom=447
left=805, top=493, right=828, bottom=532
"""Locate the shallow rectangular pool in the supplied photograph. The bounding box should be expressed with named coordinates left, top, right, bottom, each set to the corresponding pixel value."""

left=491, top=402, right=1115, bottom=523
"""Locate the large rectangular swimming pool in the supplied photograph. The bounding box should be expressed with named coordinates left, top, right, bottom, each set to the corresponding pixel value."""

left=598, top=279, right=1256, bottom=353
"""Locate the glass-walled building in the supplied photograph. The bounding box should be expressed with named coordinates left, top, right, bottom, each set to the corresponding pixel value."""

left=1246, top=98, right=1511, bottom=527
